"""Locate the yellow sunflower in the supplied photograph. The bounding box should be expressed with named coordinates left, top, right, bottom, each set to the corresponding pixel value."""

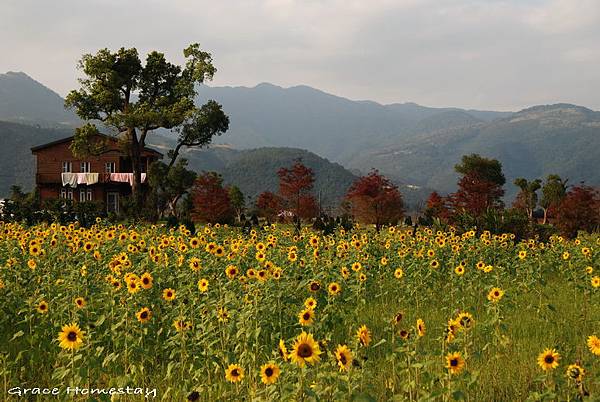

left=328, top=282, right=341, bottom=296
left=289, top=331, right=322, bottom=367
left=225, top=364, right=244, bottom=383
left=74, top=297, right=86, bottom=309
left=173, top=318, right=191, bottom=332
left=334, top=344, right=353, bottom=371
left=417, top=318, right=426, bottom=337
left=356, top=325, right=371, bottom=347
left=566, top=364, right=585, bottom=382
left=304, top=297, right=317, bottom=310
left=298, top=308, right=315, bottom=326
left=587, top=335, right=600, bottom=356
left=136, top=307, right=152, bottom=323
left=162, top=288, right=176, bottom=301
left=140, top=272, right=153, bottom=289
left=487, top=287, right=504, bottom=303
left=58, top=323, right=85, bottom=350
left=197, top=278, right=209, bottom=293
left=260, top=362, right=280, bottom=385
left=37, top=300, right=49, bottom=314
left=457, top=312, right=474, bottom=330
left=537, top=348, right=560, bottom=371
left=592, top=276, right=600, bottom=288
left=278, top=339, right=289, bottom=361
left=225, top=265, right=238, bottom=279
left=394, top=268, right=404, bottom=279
left=445, top=352, right=465, bottom=374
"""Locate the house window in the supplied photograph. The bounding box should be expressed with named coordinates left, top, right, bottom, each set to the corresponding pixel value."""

left=62, top=161, right=72, bottom=173
left=80, top=161, right=91, bottom=173
left=79, top=188, right=93, bottom=202
left=60, top=187, right=73, bottom=200
left=105, top=162, right=116, bottom=173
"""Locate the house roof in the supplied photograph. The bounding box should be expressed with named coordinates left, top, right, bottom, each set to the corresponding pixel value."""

left=31, top=133, right=163, bottom=157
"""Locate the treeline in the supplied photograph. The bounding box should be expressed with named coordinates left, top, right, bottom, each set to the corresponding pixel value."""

left=422, top=154, right=600, bottom=239
left=186, top=159, right=404, bottom=231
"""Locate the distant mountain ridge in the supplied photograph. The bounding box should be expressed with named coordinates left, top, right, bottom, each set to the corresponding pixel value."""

left=0, top=71, right=78, bottom=126
left=194, top=82, right=511, bottom=163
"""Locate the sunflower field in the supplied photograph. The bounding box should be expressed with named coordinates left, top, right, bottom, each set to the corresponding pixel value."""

left=0, top=221, right=599, bottom=401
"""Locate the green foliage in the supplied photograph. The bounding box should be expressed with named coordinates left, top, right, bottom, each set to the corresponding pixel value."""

left=455, top=154, right=505, bottom=186
left=147, top=159, right=197, bottom=219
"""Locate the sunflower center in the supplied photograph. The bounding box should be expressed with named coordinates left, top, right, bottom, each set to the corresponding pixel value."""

left=450, top=359, right=458, bottom=367
left=340, top=354, right=347, bottom=365
left=544, top=356, right=554, bottom=364
left=298, top=344, right=313, bottom=358
left=265, top=367, right=273, bottom=376
left=67, top=331, right=77, bottom=341
left=141, top=311, right=148, bottom=319
left=303, top=313, right=310, bottom=320
left=231, top=369, right=239, bottom=377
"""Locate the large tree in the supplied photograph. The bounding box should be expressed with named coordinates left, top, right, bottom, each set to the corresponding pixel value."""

left=345, top=170, right=404, bottom=230
left=512, top=178, right=542, bottom=220
left=555, top=185, right=600, bottom=238
left=256, top=191, right=283, bottom=223
left=450, top=154, right=505, bottom=217
left=540, top=174, right=568, bottom=225
left=65, top=44, right=229, bottom=210
left=277, top=160, right=318, bottom=220
left=228, top=185, right=245, bottom=222
left=191, top=172, right=234, bottom=224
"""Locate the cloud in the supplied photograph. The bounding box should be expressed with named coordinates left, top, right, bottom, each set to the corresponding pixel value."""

left=0, top=0, right=599, bottom=110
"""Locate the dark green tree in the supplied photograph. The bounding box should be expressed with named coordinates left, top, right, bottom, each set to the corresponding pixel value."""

left=454, top=154, right=506, bottom=186
left=513, top=178, right=542, bottom=220
left=228, top=185, right=245, bottom=222
left=148, top=159, right=197, bottom=219
left=540, top=174, right=568, bottom=224
left=65, top=44, right=229, bottom=210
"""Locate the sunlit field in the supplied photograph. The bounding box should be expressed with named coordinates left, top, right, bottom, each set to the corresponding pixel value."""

left=1, top=221, right=599, bottom=401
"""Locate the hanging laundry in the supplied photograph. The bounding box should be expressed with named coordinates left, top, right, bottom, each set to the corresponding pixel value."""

left=61, top=173, right=78, bottom=187
left=109, top=173, right=146, bottom=186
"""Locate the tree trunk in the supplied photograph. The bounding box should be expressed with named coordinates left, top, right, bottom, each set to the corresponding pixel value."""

left=542, top=207, right=547, bottom=225
left=129, top=129, right=144, bottom=214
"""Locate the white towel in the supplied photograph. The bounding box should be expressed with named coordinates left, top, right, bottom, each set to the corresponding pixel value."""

left=84, top=173, right=99, bottom=185
left=61, top=173, right=78, bottom=188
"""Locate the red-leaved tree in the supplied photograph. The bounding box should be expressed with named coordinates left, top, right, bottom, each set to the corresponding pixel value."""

left=256, top=191, right=283, bottom=223
left=191, top=172, right=234, bottom=223
left=555, top=185, right=600, bottom=238
left=447, top=154, right=505, bottom=220
left=424, top=191, right=450, bottom=222
left=277, top=160, right=318, bottom=220
left=345, top=170, right=404, bottom=230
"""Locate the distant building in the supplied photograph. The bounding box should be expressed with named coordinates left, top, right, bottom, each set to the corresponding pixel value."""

left=31, top=134, right=162, bottom=213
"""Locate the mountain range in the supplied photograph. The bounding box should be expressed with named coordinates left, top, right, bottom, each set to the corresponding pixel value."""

left=1, top=71, right=599, bottom=207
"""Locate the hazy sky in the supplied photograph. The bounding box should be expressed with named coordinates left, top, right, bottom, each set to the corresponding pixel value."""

left=1, top=0, right=599, bottom=111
